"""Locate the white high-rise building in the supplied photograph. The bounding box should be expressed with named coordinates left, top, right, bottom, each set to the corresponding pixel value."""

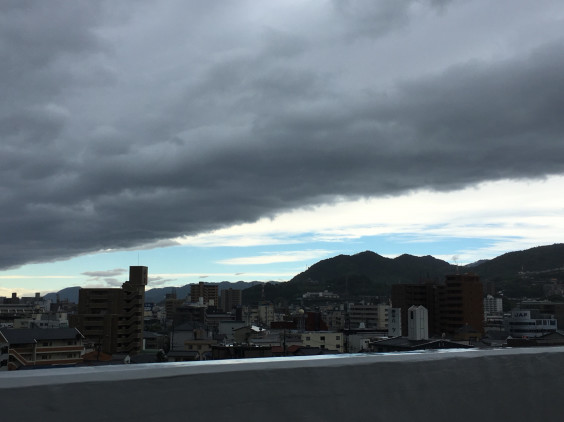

left=408, top=305, right=428, bottom=341
left=484, top=295, right=503, bottom=317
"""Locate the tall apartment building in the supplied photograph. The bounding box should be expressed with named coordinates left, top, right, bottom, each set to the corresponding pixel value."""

left=440, top=274, right=484, bottom=335
left=70, top=266, right=148, bottom=355
left=391, top=273, right=484, bottom=337
left=391, top=282, right=442, bottom=336
left=190, top=282, right=219, bottom=307
left=220, top=288, right=242, bottom=313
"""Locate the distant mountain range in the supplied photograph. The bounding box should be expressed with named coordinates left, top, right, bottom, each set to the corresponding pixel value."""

left=242, top=243, right=564, bottom=303
left=44, top=281, right=264, bottom=304
left=143, top=281, right=263, bottom=304
left=44, top=243, right=564, bottom=304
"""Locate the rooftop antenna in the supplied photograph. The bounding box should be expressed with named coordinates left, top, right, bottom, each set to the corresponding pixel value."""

left=452, top=255, right=459, bottom=274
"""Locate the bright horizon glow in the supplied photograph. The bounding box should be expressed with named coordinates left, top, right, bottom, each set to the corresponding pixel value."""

left=1, top=176, right=562, bottom=297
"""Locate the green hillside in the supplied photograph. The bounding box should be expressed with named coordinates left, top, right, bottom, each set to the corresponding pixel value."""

left=243, top=244, right=564, bottom=304
left=243, top=251, right=456, bottom=304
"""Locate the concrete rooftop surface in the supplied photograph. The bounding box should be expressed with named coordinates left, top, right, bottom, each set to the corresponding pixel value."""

left=2, top=347, right=563, bottom=421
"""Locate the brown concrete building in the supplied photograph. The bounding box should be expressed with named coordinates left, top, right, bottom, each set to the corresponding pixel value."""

left=391, top=273, right=484, bottom=338
left=70, top=266, right=148, bottom=355
left=391, top=282, right=442, bottom=336
left=191, top=282, right=219, bottom=307
left=440, top=273, right=484, bottom=336
left=220, top=288, right=242, bottom=313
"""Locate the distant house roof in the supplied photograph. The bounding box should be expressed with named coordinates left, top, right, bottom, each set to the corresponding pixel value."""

left=294, top=346, right=338, bottom=356
left=131, top=353, right=160, bottom=364
left=507, top=330, right=564, bottom=347
left=82, top=350, right=112, bottom=362
left=174, top=321, right=205, bottom=331
left=143, top=331, right=166, bottom=339
left=271, top=345, right=302, bottom=355
left=0, top=327, right=84, bottom=344
left=233, top=325, right=265, bottom=333
left=370, top=336, right=473, bottom=352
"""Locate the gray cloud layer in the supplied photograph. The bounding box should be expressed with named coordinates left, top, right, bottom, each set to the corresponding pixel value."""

left=1, top=0, right=564, bottom=269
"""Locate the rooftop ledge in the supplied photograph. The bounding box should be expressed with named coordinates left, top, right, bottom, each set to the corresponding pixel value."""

left=1, top=346, right=556, bottom=388
left=2, top=347, right=564, bottom=422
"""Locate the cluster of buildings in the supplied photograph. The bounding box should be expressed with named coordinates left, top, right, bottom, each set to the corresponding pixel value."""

left=2, top=266, right=564, bottom=371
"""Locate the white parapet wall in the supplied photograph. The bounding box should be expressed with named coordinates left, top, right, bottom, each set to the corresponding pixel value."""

left=1, top=347, right=564, bottom=421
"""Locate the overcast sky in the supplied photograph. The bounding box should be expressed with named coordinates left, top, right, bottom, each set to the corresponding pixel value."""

left=1, top=0, right=564, bottom=295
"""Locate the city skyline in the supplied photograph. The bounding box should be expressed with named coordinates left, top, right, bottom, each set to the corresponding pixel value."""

left=2, top=1, right=564, bottom=295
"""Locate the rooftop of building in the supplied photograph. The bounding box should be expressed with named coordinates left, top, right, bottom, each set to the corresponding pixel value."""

left=1, top=346, right=561, bottom=389
left=0, top=327, right=83, bottom=344
left=3, top=347, right=564, bottom=421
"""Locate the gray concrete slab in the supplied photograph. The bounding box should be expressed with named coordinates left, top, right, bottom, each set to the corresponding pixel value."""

left=1, top=347, right=563, bottom=421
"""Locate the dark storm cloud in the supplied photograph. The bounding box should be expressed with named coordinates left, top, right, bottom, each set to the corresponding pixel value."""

left=1, top=1, right=563, bottom=269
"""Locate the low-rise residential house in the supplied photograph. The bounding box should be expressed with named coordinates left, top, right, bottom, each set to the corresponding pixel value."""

left=301, top=331, right=343, bottom=352
left=167, top=350, right=200, bottom=362
left=368, top=337, right=473, bottom=353
left=343, top=329, right=388, bottom=353
left=211, top=344, right=272, bottom=360
left=205, top=311, right=235, bottom=334
left=183, top=339, right=216, bottom=360
left=169, top=321, right=208, bottom=351
left=506, top=330, right=564, bottom=347
left=0, top=327, right=85, bottom=370
left=218, top=320, right=246, bottom=342
left=143, top=331, right=168, bottom=351
left=13, top=312, right=69, bottom=329
left=0, top=303, right=35, bottom=327
left=249, top=334, right=281, bottom=348
left=233, top=325, right=267, bottom=344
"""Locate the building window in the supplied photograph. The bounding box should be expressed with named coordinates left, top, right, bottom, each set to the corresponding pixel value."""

left=336, top=336, right=340, bottom=340
left=306, top=336, right=310, bottom=341
left=320, top=336, right=325, bottom=341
